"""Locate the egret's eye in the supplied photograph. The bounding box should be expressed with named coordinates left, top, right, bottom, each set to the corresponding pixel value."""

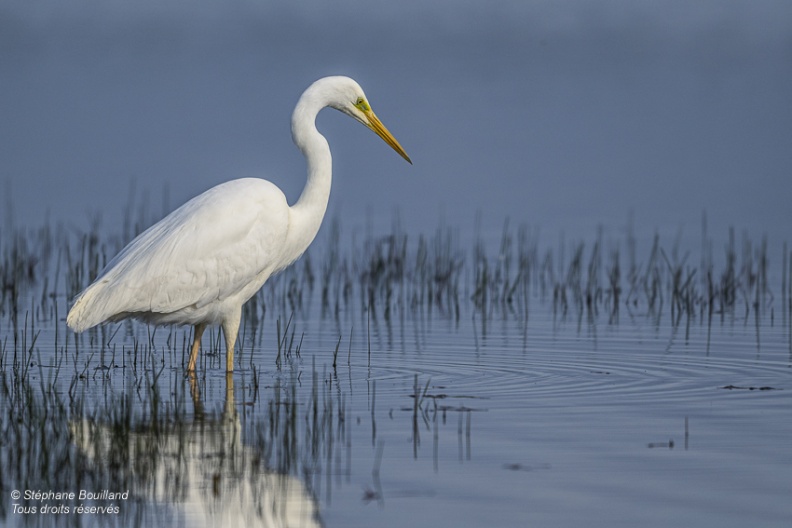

left=354, top=97, right=370, bottom=112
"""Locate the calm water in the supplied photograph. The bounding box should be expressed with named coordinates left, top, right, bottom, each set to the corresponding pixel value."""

left=1, top=220, right=791, bottom=527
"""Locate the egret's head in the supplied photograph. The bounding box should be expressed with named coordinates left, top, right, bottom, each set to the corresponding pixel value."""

left=325, top=77, right=412, bottom=164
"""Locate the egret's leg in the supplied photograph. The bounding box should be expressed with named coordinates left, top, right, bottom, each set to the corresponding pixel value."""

left=187, top=323, right=207, bottom=372
left=222, top=308, right=242, bottom=372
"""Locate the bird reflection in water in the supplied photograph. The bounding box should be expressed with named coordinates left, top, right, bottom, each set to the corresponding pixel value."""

left=69, top=374, right=321, bottom=528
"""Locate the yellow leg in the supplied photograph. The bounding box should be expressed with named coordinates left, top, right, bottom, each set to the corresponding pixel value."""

left=187, top=323, right=207, bottom=372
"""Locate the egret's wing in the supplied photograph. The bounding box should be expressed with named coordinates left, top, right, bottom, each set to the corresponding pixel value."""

left=68, top=179, right=289, bottom=330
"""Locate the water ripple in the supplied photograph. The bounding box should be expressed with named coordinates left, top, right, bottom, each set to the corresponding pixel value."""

left=355, top=319, right=790, bottom=411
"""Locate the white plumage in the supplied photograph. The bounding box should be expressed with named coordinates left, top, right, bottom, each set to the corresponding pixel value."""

left=67, top=76, right=411, bottom=372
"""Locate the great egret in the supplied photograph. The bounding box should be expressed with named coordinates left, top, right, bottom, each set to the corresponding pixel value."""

left=66, top=76, right=411, bottom=372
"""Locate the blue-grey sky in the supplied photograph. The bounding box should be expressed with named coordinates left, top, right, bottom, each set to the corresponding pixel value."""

left=2, top=0, right=791, bottom=243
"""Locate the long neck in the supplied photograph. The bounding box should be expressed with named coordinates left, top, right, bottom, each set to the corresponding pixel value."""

left=286, top=94, right=332, bottom=261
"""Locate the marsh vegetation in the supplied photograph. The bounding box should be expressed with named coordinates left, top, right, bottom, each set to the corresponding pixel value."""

left=1, top=207, right=790, bottom=527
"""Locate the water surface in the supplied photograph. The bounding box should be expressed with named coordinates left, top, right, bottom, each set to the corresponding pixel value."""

left=1, top=219, right=790, bottom=527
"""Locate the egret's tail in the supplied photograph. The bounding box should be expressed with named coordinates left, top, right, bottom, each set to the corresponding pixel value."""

left=66, top=283, right=111, bottom=332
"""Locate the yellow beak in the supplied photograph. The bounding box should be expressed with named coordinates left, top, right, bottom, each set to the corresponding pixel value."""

left=365, top=110, right=412, bottom=164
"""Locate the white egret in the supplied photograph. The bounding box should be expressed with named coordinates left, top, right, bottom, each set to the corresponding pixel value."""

left=67, top=76, right=411, bottom=372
